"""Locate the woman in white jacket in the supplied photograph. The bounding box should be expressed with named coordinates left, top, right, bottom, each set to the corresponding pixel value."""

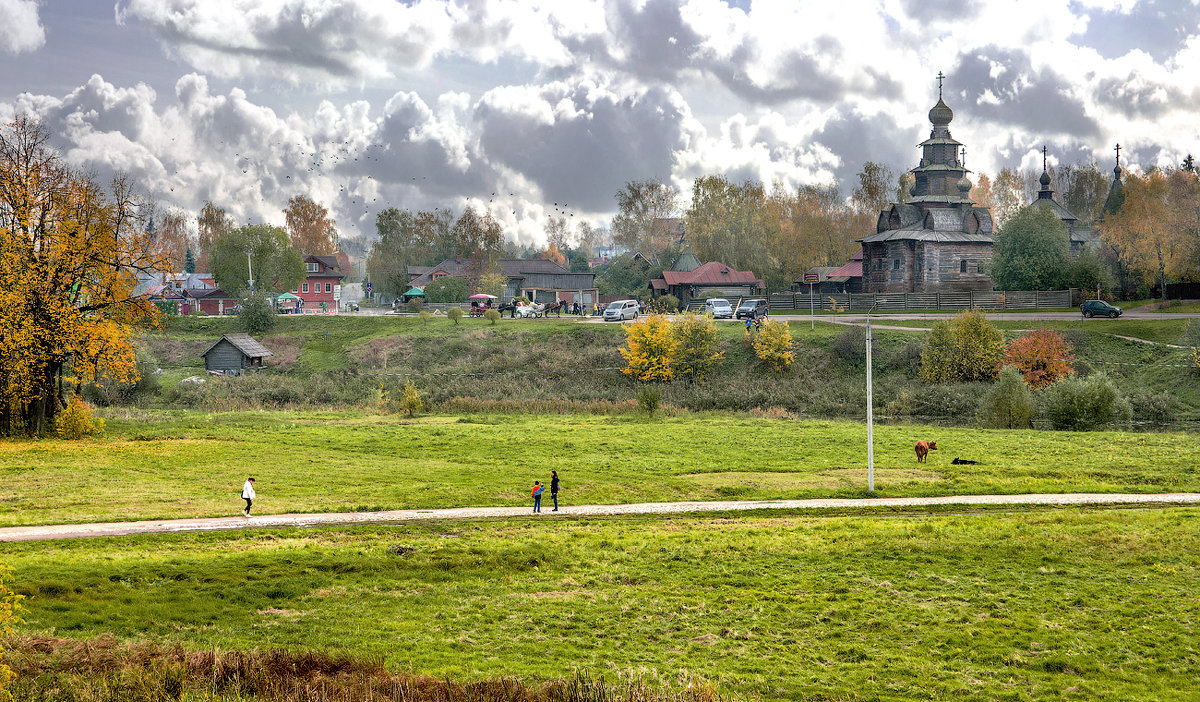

left=241, top=477, right=256, bottom=516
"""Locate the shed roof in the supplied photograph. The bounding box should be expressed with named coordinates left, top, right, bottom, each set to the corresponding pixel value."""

left=659, top=261, right=763, bottom=287
left=201, top=334, right=273, bottom=359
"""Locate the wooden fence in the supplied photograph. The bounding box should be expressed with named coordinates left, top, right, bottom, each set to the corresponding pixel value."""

left=768, top=289, right=1076, bottom=312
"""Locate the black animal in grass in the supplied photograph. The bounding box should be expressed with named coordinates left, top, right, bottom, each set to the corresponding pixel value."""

left=951, top=457, right=979, bottom=465
left=497, top=301, right=519, bottom=318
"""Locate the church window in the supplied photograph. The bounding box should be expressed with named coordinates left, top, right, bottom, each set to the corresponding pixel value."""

left=893, top=259, right=901, bottom=270
left=960, top=260, right=967, bottom=273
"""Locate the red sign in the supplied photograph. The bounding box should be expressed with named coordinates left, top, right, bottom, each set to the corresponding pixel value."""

left=802, top=273, right=820, bottom=284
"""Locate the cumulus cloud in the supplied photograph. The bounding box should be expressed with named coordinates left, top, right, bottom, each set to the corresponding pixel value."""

left=0, top=0, right=46, bottom=54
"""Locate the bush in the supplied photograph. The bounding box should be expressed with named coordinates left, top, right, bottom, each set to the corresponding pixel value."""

left=636, top=384, right=662, bottom=414
left=830, top=326, right=866, bottom=365
left=425, top=276, right=467, bottom=303
left=654, top=294, right=680, bottom=313
left=1002, top=329, right=1075, bottom=389
left=1130, top=389, right=1173, bottom=425
left=400, top=380, right=422, bottom=417
left=884, top=341, right=923, bottom=377
left=1039, top=372, right=1130, bottom=431
left=620, top=314, right=679, bottom=381
left=672, top=313, right=723, bottom=379
left=447, top=307, right=463, bottom=325
left=54, top=394, right=104, bottom=439
left=0, top=566, right=20, bottom=700
left=419, top=311, right=431, bottom=325
left=919, top=310, right=1004, bottom=383
left=485, top=309, right=501, bottom=325
left=983, top=366, right=1034, bottom=429
left=753, top=319, right=795, bottom=371
left=241, top=292, right=276, bottom=334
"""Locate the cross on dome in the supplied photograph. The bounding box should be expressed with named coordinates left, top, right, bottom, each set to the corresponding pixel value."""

left=936, top=71, right=945, bottom=98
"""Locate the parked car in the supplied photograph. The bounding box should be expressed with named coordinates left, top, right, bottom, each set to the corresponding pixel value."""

left=735, top=298, right=770, bottom=320
left=1081, top=299, right=1122, bottom=318
left=603, top=299, right=639, bottom=321
left=702, top=298, right=734, bottom=319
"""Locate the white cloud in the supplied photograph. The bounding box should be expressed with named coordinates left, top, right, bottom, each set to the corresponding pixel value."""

left=0, top=0, right=46, bottom=54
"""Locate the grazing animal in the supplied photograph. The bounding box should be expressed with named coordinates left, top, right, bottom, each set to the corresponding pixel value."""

left=951, top=457, right=978, bottom=465
left=914, top=440, right=938, bottom=463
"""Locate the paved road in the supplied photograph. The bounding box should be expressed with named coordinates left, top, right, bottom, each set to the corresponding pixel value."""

left=3, top=493, right=1198, bottom=542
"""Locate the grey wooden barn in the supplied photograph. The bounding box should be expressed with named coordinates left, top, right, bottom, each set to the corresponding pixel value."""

left=201, top=334, right=272, bottom=375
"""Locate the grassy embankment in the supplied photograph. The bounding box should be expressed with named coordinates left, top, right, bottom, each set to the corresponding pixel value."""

left=5, top=507, right=1199, bottom=701
left=3, top=411, right=1200, bottom=527
left=124, top=313, right=1199, bottom=424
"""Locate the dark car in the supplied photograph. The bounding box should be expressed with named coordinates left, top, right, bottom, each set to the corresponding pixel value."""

left=1081, top=300, right=1122, bottom=318
left=735, top=299, right=770, bottom=320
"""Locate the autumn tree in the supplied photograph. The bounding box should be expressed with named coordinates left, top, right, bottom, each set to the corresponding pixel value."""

left=768, top=182, right=859, bottom=287
left=684, top=176, right=774, bottom=281
left=919, top=310, right=1004, bottom=383
left=1059, top=162, right=1111, bottom=225
left=367, top=208, right=422, bottom=299
left=0, top=116, right=164, bottom=435
left=209, top=224, right=305, bottom=296
left=545, top=215, right=570, bottom=251
left=1, top=564, right=20, bottom=698
left=970, top=173, right=993, bottom=209
left=196, top=200, right=232, bottom=272
left=451, top=206, right=504, bottom=288
left=1102, top=168, right=1198, bottom=299
left=989, top=205, right=1070, bottom=290
left=1003, top=329, right=1075, bottom=389
left=284, top=194, right=339, bottom=256
left=612, top=178, right=679, bottom=260
left=540, top=242, right=566, bottom=266
left=852, top=161, right=894, bottom=216
left=990, top=167, right=1026, bottom=227
left=476, top=271, right=507, bottom=298
left=155, top=206, right=190, bottom=272
left=620, top=314, right=678, bottom=381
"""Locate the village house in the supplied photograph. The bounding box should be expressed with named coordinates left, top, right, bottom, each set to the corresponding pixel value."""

left=858, top=80, right=995, bottom=293
left=200, top=334, right=272, bottom=375
left=290, top=254, right=345, bottom=313
left=648, top=254, right=764, bottom=308
left=407, top=257, right=598, bottom=305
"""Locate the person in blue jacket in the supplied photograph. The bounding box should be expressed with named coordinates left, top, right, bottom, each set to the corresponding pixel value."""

left=532, top=481, right=544, bottom=513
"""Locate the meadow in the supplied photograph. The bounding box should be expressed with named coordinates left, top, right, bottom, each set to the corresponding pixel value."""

left=5, top=507, right=1199, bottom=701
left=3, top=411, right=1200, bottom=527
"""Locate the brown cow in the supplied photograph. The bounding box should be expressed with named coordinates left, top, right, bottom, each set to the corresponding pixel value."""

left=914, top=440, right=938, bottom=463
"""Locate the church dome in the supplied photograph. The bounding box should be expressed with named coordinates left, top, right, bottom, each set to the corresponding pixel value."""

left=1039, top=170, right=1051, bottom=187
left=957, top=175, right=972, bottom=193
left=928, top=97, right=954, bottom=126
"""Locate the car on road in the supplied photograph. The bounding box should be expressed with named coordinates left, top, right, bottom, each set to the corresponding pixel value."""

left=603, top=299, right=639, bottom=321
left=1081, top=299, right=1122, bottom=318
left=701, top=298, right=734, bottom=319
left=735, top=298, right=770, bottom=320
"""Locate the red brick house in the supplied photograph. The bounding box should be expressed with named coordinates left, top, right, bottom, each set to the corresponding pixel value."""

left=291, top=254, right=345, bottom=313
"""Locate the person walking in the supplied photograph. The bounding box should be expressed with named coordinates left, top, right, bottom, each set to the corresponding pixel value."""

left=550, top=470, right=560, bottom=511
left=532, top=481, right=544, bottom=513
left=241, top=477, right=256, bottom=517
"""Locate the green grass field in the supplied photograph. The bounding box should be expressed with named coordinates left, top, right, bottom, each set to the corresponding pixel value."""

left=6, top=507, right=1199, bottom=701
left=3, top=411, right=1200, bottom=527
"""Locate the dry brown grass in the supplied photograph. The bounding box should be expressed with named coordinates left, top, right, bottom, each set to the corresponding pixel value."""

left=262, top=335, right=304, bottom=369
left=7, top=635, right=733, bottom=702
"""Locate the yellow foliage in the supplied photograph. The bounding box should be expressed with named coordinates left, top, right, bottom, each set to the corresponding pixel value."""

left=919, top=310, right=1004, bottom=383
left=0, top=117, right=162, bottom=435
left=0, top=566, right=21, bottom=702
left=753, top=319, right=795, bottom=370
left=401, top=380, right=422, bottom=417
left=55, top=394, right=104, bottom=439
left=620, top=314, right=678, bottom=381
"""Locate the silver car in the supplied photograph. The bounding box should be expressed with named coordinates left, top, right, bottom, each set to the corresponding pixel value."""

left=702, top=298, right=733, bottom=319
left=603, top=299, right=639, bottom=321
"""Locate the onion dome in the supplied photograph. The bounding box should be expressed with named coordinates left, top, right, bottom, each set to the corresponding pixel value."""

left=928, top=97, right=954, bottom=127
left=957, top=175, right=972, bottom=193
left=1039, top=170, right=1051, bottom=187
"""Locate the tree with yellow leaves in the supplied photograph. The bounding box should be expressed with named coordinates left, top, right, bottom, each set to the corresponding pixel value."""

left=284, top=194, right=339, bottom=256
left=620, top=314, right=678, bottom=381
left=0, top=565, right=21, bottom=701
left=1102, top=168, right=1199, bottom=300
left=0, top=116, right=164, bottom=436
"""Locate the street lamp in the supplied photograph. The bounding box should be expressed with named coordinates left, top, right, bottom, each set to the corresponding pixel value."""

left=865, top=301, right=879, bottom=493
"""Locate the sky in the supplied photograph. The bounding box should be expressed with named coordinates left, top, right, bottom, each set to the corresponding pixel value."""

left=2, top=0, right=1199, bottom=253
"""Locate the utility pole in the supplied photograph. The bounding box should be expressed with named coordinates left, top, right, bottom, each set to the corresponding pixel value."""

left=866, top=302, right=878, bottom=493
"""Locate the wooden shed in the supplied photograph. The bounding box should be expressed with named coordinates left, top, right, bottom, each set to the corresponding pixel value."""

left=201, top=334, right=272, bottom=375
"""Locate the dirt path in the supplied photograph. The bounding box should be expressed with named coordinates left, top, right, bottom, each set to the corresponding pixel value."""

left=3, top=493, right=1199, bottom=542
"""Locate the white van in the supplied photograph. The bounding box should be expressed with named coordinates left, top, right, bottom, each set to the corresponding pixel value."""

left=603, top=299, right=639, bottom=321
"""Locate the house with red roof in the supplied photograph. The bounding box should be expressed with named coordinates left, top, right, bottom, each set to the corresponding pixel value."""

left=648, top=260, right=764, bottom=308
left=289, top=254, right=345, bottom=313
left=798, top=249, right=863, bottom=294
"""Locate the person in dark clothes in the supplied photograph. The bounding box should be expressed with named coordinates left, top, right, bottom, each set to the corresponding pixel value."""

left=550, top=470, right=560, bottom=511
